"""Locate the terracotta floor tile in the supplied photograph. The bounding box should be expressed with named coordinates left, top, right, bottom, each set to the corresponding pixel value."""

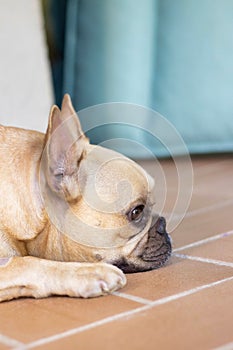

left=139, top=157, right=233, bottom=221
left=191, top=156, right=233, bottom=175
left=0, top=296, right=139, bottom=343
left=170, top=201, right=233, bottom=248
left=138, top=159, right=192, bottom=221
left=193, top=167, right=233, bottom=198
left=157, top=190, right=232, bottom=220
left=31, top=294, right=139, bottom=321
left=0, top=156, right=232, bottom=349
left=122, top=256, right=233, bottom=300
left=186, top=193, right=233, bottom=213
left=182, top=234, right=233, bottom=263
left=33, top=279, right=233, bottom=350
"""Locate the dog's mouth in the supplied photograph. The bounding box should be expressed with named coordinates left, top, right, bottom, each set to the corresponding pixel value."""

left=113, top=216, right=172, bottom=273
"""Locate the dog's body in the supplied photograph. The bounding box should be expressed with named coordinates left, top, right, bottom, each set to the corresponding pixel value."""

left=0, top=95, right=171, bottom=302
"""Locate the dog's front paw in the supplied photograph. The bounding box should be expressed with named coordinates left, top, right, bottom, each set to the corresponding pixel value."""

left=74, top=263, right=127, bottom=298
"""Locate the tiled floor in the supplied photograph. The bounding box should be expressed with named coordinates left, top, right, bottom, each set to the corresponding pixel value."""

left=0, top=155, right=233, bottom=350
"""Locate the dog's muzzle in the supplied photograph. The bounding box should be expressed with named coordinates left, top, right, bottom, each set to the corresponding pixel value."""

left=141, top=216, right=171, bottom=263
left=113, top=217, right=172, bottom=273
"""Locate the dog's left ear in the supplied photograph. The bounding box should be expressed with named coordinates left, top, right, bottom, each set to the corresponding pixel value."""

left=44, top=94, right=89, bottom=200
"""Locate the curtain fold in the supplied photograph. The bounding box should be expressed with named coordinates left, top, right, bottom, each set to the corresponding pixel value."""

left=154, top=0, right=233, bottom=154
left=62, top=0, right=233, bottom=157
left=64, top=0, right=158, bottom=109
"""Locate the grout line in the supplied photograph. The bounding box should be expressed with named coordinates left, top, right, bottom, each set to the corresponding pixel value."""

left=166, top=197, right=233, bottom=221
left=173, top=253, right=233, bottom=268
left=212, top=341, right=233, bottom=350
left=173, top=229, right=233, bottom=253
left=14, top=307, right=153, bottom=350
left=113, top=292, right=151, bottom=305
left=15, top=275, right=233, bottom=350
left=0, top=334, right=25, bottom=348
left=149, top=275, right=233, bottom=306
left=183, top=198, right=233, bottom=219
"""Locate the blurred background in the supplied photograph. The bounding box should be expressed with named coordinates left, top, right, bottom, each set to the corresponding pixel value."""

left=0, top=0, right=233, bottom=158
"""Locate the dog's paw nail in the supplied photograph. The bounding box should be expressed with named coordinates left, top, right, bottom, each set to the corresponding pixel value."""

left=118, top=274, right=127, bottom=287
left=99, top=280, right=109, bottom=293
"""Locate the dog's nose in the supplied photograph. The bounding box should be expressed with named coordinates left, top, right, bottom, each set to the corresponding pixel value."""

left=155, top=216, right=167, bottom=236
left=148, top=216, right=168, bottom=237
left=147, top=216, right=171, bottom=247
left=141, top=215, right=171, bottom=265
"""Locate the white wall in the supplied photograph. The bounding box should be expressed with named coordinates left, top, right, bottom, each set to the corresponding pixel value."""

left=0, top=0, right=54, bottom=132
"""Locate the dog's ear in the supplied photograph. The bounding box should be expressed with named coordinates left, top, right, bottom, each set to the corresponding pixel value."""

left=44, top=94, right=89, bottom=200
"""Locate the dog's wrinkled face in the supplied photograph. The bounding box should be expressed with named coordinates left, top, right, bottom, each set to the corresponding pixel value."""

left=42, top=95, right=172, bottom=273
left=111, top=216, right=172, bottom=273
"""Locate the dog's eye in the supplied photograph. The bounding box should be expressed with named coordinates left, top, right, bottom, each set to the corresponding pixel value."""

left=128, top=205, right=145, bottom=222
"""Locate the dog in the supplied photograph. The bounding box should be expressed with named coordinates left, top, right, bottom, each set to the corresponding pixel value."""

left=0, top=94, right=171, bottom=302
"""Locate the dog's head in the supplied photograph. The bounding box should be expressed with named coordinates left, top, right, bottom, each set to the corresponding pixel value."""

left=41, top=95, right=171, bottom=273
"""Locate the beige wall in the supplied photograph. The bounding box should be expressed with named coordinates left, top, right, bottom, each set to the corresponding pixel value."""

left=0, top=0, right=53, bottom=132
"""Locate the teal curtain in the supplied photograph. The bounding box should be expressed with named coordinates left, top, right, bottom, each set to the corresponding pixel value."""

left=62, top=0, right=233, bottom=157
